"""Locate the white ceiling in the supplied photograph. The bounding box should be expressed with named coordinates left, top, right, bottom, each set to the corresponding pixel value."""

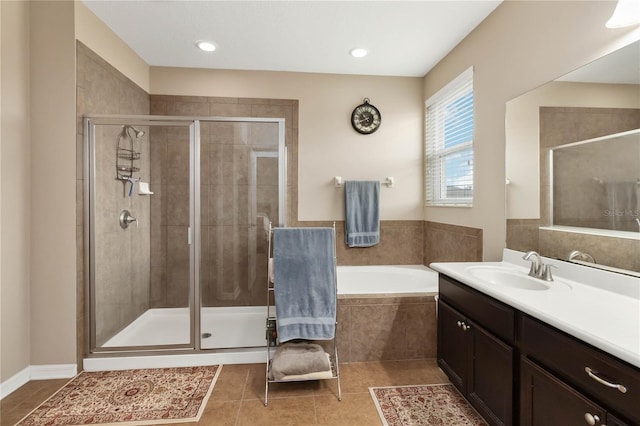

left=82, top=0, right=502, bottom=77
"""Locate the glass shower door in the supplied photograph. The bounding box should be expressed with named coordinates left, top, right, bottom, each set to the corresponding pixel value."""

left=198, top=118, right=285, bottom=350
left=87, top=117, right=196, bottom=352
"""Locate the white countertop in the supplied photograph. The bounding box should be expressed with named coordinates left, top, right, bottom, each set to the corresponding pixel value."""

left=430, top=249, right=640, bottom=368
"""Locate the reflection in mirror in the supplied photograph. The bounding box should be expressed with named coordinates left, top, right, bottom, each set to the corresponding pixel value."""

left=551, top=129, right=640, bottom=232
left=505, top=40, right=640, bottom=275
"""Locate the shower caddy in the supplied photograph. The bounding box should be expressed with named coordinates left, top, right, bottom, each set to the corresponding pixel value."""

left=264, top=222, right=342, bottom=406
left=115, top=125, right=142, bottom=196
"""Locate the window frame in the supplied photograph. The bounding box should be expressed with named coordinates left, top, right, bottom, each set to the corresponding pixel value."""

left=425, top=66, right=474, bottom=207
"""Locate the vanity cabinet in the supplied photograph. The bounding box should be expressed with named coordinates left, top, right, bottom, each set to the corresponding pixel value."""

left=438, top=275, right=515, bottom=426
left=437, top=273, right=640, bottom=426
left=520, top=315, right=639, bottom=425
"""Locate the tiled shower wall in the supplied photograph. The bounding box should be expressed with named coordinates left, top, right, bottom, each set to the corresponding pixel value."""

left=91, top=124, right=151, bottom=346
left=76, top=42, right=150, bottom=357
left=507, top=106, right=640, bottom=272
left=149, top=96, right=297, bottom=308
left=147, top=118, right=283, bottom=309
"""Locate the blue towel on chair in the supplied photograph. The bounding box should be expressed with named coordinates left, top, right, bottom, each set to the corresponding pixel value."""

left=273, top=227, right=337, bottom=342
left=344, top=180, right=380, bottom=247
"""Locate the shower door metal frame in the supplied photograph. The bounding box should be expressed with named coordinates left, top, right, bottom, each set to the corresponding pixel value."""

left=84, top=114, right=286, bottom=357
left=85, top=115, right=198, bottom=355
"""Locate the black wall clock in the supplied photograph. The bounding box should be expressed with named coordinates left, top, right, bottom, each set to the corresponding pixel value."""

left=351, top=98, right=381, bottom=134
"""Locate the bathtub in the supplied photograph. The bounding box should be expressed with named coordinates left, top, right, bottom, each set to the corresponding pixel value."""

left=337, top=264, right=439, bottom=297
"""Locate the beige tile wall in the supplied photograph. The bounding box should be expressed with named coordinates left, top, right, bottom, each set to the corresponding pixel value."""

left=506, top=219, right=540, bottom=253
left=337, top=295, right=437, bottom=362
left=423, top=221, right=483, bottom=265
left=296, top=220, right=428, bottom=266
left=539, top=228, right=640, bottom=272
left=76, top=42, right=150, bottom=359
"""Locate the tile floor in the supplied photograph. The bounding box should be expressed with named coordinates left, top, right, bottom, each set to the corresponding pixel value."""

left=1, top=359, right=449, bottom=425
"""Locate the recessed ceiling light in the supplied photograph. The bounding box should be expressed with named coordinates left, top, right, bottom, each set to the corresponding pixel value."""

left=196, top=40, right=217, bottom=52
left=350, top=48, right=368, bottom=58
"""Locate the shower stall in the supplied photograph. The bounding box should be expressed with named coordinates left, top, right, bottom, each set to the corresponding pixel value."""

left=84, top=115, right=285, bottom=366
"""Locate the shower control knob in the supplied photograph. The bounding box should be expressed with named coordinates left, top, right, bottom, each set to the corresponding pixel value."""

left=119, top=210, right=138, bottom=229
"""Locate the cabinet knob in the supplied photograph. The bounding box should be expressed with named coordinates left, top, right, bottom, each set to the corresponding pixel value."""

left=462, top=323, right=472, bottom=331
left=457, top=321, right=463, bottom=328
left=584, top=413, right=600, bottom=425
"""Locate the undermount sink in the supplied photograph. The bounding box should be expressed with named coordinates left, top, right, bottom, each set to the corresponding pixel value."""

left=465, top=266, right=571, bottom=291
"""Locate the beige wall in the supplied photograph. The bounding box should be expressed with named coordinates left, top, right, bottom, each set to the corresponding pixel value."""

left=1, top=0, right=31, bottom=383
left=151, top=68, right=424, bottom=222
left=75, top=2, right=149, bottom=92
left=507, top=81, right=640, bottom=219
left=29, top=1, right=77, bottom=366
left=423, top=0, right=640, bottom=261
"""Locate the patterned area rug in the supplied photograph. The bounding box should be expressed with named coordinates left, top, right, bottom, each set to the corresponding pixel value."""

left=15, top=365, right=221, bottom=426
left=370, top=384, right=487, bottom=426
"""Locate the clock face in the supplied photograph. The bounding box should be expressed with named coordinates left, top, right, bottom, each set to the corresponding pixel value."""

left=351, top=100, right=381, bottom=134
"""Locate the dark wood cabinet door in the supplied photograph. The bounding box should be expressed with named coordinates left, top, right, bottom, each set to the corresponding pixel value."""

left=468, top=320, right=514, bottom=426
left=437, top=299, right=468, bottom=394
left=521, top=358, right=606, bottom=426
left=607, top=413, right=631, bottom=426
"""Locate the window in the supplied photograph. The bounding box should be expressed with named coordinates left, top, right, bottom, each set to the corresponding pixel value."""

left=425, top=67, right=474, bottom=206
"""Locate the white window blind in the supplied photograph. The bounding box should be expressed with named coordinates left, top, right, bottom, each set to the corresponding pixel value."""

left=425, top=67, right=474, bottom=206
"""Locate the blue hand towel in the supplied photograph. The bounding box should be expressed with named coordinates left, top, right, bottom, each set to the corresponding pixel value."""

left=273, top=227, right=337, bottom=342
left=344, top=180, right=380, bottom=247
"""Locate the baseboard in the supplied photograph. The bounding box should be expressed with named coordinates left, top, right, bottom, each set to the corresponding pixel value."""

left=30, top=364, right=77, bottom=380
left=0, top=364, right=77, bottom=400
left=0, top=366, right=30, bottom=400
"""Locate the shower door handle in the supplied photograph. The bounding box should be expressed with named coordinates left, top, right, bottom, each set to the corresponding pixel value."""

left=188, top=227, right=192, bottom=245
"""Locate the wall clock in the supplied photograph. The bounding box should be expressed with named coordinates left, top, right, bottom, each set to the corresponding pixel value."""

left=351, top=98, right=381, bottom=134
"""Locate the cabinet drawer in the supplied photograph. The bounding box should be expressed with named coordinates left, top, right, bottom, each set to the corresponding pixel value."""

left=521, top=315, right=640, bottom=424
left=520, top=357, right=606, bottom=426
left=439, top=275, right=515, bottom=343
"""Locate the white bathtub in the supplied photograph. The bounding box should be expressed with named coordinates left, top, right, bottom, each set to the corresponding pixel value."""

left=337, top=264, right=439, bottom=297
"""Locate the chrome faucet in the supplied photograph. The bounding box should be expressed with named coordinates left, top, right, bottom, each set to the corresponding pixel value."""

left=568, top=250, right=596, bottom=264
left=522, top=251, right=555, bottom=282
left=522, top=251, right=543, bottom=277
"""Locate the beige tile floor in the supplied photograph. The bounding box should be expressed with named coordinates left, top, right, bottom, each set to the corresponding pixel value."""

left=1, top=359, right=449, bottom=426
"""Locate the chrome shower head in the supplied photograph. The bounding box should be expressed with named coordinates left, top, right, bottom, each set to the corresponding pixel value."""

left=133, top=127, right=145, bottom=138
left=131, top=126, right=145, bottom=138
left=122, top=125, right=145, bottom=139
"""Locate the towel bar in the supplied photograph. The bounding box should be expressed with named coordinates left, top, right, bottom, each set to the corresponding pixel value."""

left=334, top=176, right=394, bottom=188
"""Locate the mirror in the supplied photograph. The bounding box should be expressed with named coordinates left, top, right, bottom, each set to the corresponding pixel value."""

left=551, top=129, right=639, bottom=232
left=506, top=40, right=640, bottom=275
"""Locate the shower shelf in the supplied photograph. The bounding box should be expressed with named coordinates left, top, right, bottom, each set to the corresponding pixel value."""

left=116, top=165, right=140, bottom=173
left=117, top=150, right=141, bottom=161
